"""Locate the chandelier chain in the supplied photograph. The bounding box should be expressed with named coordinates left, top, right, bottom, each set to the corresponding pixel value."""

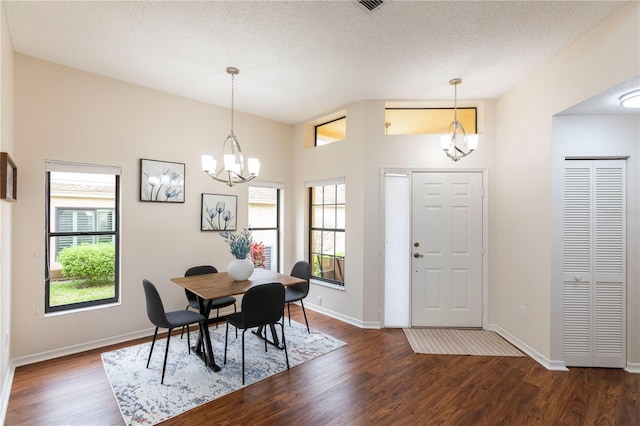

left=230, top=72, right=235, bottom=136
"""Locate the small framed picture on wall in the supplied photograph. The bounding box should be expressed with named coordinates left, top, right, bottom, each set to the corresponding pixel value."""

left=201, top=193, right=237, bottom=231
left=140, top=158, right=185, bottom=203
left=0, top=152, right=17, bottom=202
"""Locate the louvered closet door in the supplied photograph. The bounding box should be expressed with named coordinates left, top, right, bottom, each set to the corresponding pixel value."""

left=563, top=159, right=626, bottom=368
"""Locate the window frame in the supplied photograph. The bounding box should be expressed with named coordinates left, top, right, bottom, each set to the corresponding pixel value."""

left=315, top=116, right=346, bottom=147
left=45, top=166, right=121, bottom=313
left=248, top=185, right=282, bottom=273
left=308, top=182, right=345, bottom=286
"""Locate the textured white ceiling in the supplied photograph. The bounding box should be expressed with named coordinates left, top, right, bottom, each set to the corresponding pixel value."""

left=3, top=0, right=634, bottom=124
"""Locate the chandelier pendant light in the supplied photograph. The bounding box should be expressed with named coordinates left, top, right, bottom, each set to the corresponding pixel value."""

left=440, top=78, right=478, bottom=162
left=201, top=67, right=260, bottom=186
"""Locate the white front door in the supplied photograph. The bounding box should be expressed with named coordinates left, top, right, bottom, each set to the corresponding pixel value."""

left=411, top=172, right=483, bottom=327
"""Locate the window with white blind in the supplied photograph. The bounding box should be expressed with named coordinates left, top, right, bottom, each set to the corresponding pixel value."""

left=45, top=161, right=120, bottom=313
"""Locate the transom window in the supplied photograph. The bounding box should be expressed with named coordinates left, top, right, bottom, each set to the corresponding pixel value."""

left=315, top=116, right=346, bottom=146
left=309, top=182, right=345, bottom=285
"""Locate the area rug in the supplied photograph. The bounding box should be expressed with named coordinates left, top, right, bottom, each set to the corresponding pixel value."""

left=102, top=320, right=345, bottom=425
left=403, top=328, right=524, bottom=357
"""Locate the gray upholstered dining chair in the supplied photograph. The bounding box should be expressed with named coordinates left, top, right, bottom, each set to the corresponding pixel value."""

left=181, top=265, right=237, bottom=338
left=224, top=282, right=289, bottom=385
left=284, top=260, right=311, bottom=333
left=142, top=279, right=207, bottom=384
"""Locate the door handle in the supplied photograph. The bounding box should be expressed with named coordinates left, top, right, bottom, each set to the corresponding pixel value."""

left=413, top=252, right=424, bottom=258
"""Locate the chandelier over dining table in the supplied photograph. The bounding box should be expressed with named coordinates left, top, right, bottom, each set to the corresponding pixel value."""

left=201, top=67, right=260, bottom=186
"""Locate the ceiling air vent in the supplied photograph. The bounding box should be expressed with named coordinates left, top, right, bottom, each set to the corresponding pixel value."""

left=358, top=0, right=384, bottom=12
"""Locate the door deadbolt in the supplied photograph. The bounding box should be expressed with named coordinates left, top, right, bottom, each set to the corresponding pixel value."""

left=414, top=242, right=420, bottom=247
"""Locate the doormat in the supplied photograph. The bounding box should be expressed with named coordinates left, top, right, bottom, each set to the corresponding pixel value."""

left=403, top=328, right=524, bottom=356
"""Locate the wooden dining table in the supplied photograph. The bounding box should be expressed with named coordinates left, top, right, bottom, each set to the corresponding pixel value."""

left=171, top=268, right=306, bottom=372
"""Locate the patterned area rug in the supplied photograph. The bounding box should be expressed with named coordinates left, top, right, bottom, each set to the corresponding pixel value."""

left=102, top=320, right=345, bottom=425
left=403, top=328, right=524, bottom=357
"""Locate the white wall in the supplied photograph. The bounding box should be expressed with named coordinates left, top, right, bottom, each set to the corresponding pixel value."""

left=0, top=1, right=15, bottom=413
left=494, top=3, right=639, bottom=366
left=293, top=98, right=497, bottom=328
left=550, top=114, right=639, bottom=370
left=11, top=55, right=295, bottom=360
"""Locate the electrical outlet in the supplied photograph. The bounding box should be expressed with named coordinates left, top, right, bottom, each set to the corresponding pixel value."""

left=316, top=296, right=322, bottom=306
left=519, top=305, right=526, bottom=318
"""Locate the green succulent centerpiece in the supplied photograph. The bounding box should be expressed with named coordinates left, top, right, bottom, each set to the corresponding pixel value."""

left=220, top=228, right=253, bottom=260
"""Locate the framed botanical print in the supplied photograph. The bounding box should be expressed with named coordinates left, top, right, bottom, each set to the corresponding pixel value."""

left=201, top=193, right=237, bottom=231
left=0, top=152, right=17, bottom=201
left=140, top=158, right=185, bottom=203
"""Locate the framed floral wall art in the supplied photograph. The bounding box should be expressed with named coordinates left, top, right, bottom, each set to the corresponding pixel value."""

left=140, top=158, right=185, bottom=203
left=201, top=193, right=237, bottom=231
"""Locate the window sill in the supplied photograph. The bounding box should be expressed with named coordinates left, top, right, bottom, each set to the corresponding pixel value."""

left=310, top=278, right=345, bottom=291
left=44, top=301, right=121, bottom=317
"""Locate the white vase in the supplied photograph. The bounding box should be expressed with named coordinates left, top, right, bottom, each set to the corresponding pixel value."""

left=227, top=258, right=254, bottom=281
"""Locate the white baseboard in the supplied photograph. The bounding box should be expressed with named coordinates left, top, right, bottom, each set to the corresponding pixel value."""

left=11, top=328, right=154, bottom=368
left=626, top=361, right=640, bottom=373
left=302, top=302, right=382, bottom=329
left=0, top=361, right=15, bottom=426
left=486, top=324, right=569, bottom=371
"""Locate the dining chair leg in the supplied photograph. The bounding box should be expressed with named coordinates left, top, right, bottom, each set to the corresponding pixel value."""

left=161, top=331, right=171, bottom=384
left=224, top=322, right=229, bottom=364
left=233, top=304, right=238, bottom=338
left=215, top=308, right=220, bottom=328
left=287, top=303, right=292, bottom=325
left=300, top=299, right=310, bottom=333
left=241, top=330, right=246, bottom=385
left=279, top=322, right=290, bottom=370
left=186, top=325, right=191, bottom=354
left=147, top=327, right=159, bottom=368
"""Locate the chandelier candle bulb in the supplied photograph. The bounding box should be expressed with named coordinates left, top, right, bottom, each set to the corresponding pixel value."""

left=224, top=154, right=236, bottom=172
left=248, top=158, right=260, bottom=175
left=201, top=155, right=216, bottom=173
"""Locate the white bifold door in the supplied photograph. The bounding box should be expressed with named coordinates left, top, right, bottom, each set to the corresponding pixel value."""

left=411, top=172, right=483, bottom=327
left=563, top=159, right=626, bottom=368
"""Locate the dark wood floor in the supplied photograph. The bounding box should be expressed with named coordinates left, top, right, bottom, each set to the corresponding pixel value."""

left=6, top=306, right=640, bottom=425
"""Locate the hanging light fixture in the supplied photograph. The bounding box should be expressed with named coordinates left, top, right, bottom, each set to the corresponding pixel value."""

left=201, top=67, right=260, bottom=186
left=440, top=78, right=478, bottom=161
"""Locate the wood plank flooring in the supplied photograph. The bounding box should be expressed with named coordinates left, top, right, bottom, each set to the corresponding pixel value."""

left=5, top=306, right=640, bottom=425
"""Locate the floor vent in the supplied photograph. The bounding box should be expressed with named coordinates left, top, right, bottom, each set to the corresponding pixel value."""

left=358, top=0, right=384, bottom=12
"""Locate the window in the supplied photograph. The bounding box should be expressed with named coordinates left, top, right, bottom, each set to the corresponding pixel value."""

left=45, top=161, right=120, bottom=313
left=315, top=116, right=346, bottom=146
left=248, top=185, right=281, bottom=272
left=384, top=108, right=476, bottom=135
left=309, top=181, right=345, bottom=285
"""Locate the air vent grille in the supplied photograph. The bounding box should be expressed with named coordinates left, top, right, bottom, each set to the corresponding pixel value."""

left=358, top=0, right=384, bottom=12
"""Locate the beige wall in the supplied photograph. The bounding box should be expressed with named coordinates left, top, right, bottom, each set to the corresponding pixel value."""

left=293, top=97, right=497, bottom=327
left=0, top=1, right=637, bottom=393
left=494, top=3, right=639, bottom=367
left=10, top=55, right=294, bottom=360
left=292, top=2, right=640, bottom=370
left=0, top=1, right=14, bottom=409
